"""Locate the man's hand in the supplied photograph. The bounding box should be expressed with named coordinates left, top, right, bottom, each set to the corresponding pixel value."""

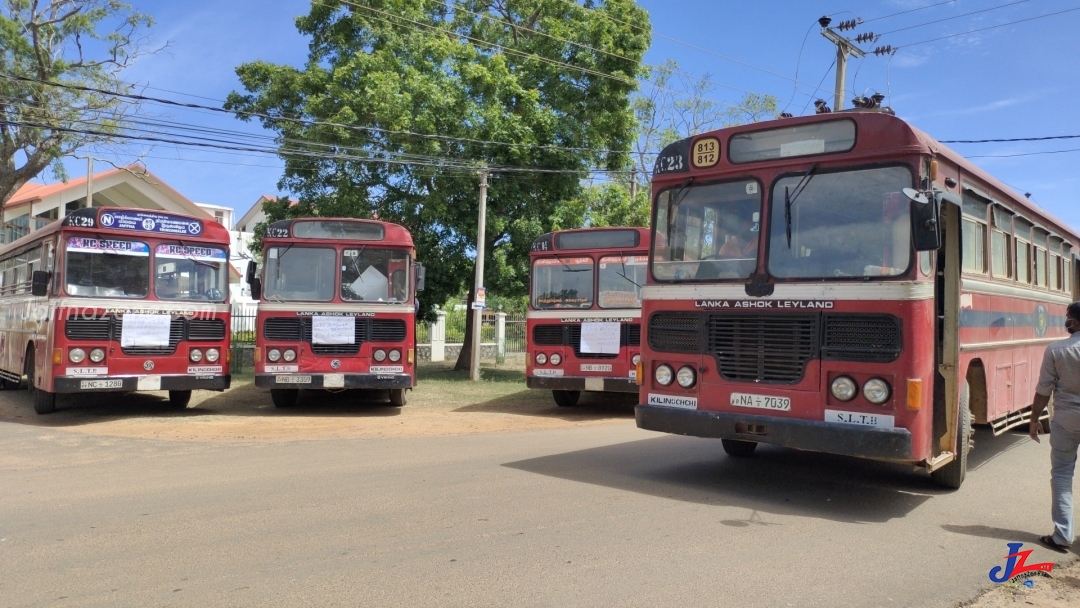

left=1029, top=418, right=1042, bottom=443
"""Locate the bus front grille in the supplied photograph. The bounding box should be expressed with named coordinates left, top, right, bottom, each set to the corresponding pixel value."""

left=263, top=317, right=302, bottom=341
left=532, top=324, right=564, bottom=345
left=187, top=319, right=227, bottom=341
left=370, top=319, right=407, bottom=342
left=648, top=313, right=702, bottom=353
left=822, top=314, right=902, bottom=362
left=532, top=322, right=640, bottom=358
left=65, top=317, right=112, bottom=341
left=707, top=314, right=818, bottom=384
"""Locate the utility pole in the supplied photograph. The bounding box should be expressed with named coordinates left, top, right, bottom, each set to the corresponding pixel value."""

left=469, top=168, right=489, bottom=382
left=818, top=16, right=865, bottom=112
left=630, top=169, right=637, bottom=201
left=85, top=156, right=94, bottom=208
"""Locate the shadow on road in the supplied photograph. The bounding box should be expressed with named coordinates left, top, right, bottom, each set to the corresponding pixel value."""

left=453, top=390, right=636, bottom=421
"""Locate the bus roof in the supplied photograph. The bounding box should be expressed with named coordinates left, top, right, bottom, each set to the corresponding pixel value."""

left=263, top=217, right=414, bottom=247
left=531, top=226, right=650, bottom=254
left=651, top=110, right=1079, bottom=248
left=0, top=207, right=229, bottom=257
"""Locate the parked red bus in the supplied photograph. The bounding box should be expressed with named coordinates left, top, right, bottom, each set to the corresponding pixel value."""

left=248, top=218, right=424, bottom=408
left=526, top=227, right=648, bottom=406
left=636, top=109, right=1077, bottom=487
left=0, top=207, right=232, bottom=414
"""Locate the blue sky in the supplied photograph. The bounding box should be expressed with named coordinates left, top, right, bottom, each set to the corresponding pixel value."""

left=55, top=0, right=1080, bottom=227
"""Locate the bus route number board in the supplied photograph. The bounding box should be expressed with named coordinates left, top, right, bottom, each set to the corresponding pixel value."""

left=730, top=392, right=791, bottom=411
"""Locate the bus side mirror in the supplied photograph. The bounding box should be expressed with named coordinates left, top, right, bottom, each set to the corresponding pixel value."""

left=905, top=188, right=943, bottom=252
left=415, top=264, right=426, bottom=293
left=31, top=271, right=50, bottom=297
left=245, top=260, right=257, bottom=285
left=250, top=277, right=262, bottom=301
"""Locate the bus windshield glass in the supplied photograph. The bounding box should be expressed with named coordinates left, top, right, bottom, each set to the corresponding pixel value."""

left=264, top=246, right=336, bottom=301
left=154, top=244, right=229, bottom=302
left=340, top=248, right=411, bottom=302
left=64, top=237, right=150, bottom=298
left=532, top=257, right=594, bottom=309
left=768, top=166, right=913, bottom=278
left=653, top=179, right=761, bottom=281
left=598, top=255, right=646, bottom=308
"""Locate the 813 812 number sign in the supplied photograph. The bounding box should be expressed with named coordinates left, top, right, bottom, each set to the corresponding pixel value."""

left=692, top=137, right=720, bottom=168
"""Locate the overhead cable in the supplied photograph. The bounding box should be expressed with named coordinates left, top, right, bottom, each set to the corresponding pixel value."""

left=877, top=0, right=1031, bottom=37
left=899, top=6, right=1080, bottom=48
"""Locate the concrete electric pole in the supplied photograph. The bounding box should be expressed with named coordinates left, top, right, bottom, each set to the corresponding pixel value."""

left=818, top=16, right=865, bottom=112
left=469, top=168, right=489, bottom=382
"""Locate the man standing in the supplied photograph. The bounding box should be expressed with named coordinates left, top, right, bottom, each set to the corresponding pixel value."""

left=1030, top=301, right=1080, bottom=552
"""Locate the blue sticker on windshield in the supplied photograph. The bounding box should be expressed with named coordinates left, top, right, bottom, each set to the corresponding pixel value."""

left=98, top=210, right=203, bottom=236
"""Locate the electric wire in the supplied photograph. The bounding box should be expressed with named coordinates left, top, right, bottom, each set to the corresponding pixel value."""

left=877, top=0, right=1031, bottom=37
left=899, top=6, right=1080, bottom=48
left=941, top=135, right=1080, bottom=143
left=968, top=148, right=1080, bottom=158
left=860, top=0, right=959, bottom=24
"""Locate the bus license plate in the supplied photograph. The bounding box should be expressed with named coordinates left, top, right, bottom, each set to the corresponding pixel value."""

left=276, top=375, right=311, bottom=384
left=80, top=379, right=123, bottom=389
left=730, top=392, right=791, bottom=411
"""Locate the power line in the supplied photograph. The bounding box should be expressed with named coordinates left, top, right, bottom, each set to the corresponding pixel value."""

left=941, top=135, right=1080, bottom=143
left=861, top=0, right=959, bottom=24
left=968, top=147, right=1080, bottom=158
left=877, top=0, right=1031, bottom=37
left=899, top=6, right=1080, bottom=48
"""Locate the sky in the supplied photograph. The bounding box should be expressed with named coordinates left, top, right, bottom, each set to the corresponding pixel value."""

left=47, top=0, right=1080, bottom=228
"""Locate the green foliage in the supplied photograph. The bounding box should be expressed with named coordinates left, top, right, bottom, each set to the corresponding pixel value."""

left=227, top=1, right=650, bottom=322
left=552, top=181, right=649, bottom=229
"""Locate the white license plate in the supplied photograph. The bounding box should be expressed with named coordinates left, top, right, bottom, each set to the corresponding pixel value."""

left=825, top=409, right=895, bottom=428
left=188, top=366, right=222, bottom=374
left=323, top=373, right=345, bottom=388
left=68, top=367, right=108, bottom=377
left=80, top=379, right=123, bottom=389
left=580, top=364, right=612, bottom=372
left=533, top=369, right=564, bottom=377
left=265, top=365, right=298, bottom=373
left=730, top=392, right=791, bottom=411
left=369, top=365, right=404, bottom=374
left=276, top=375, right=312, bottom=384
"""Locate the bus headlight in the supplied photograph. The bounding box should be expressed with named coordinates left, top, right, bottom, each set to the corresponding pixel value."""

left=549, top=353, right=561, bottom=365
left=655, top=364, right=674, bottom=386
left=389, top=349, right=401, bottom=362
left=267, top=348, right=281, bottom=362
left=205, top=348, right=220, bottom=363
left=69, top=348, right=86, bottom=363
left=676, top=366, right=696, bottom=388
left=863, top=378, right=891, bottom=405
left=282, top=349, right=296, bottom=362
left=831, top=376, right=857, bottom=402
left=374, top=349, right=387, bottom=362
left=89, top=348, right=105, bottom=363
left=632, top=354, right=641, bottom=365
left=190, top=348, right=203, bottom=363
left=535, top=353, right=547, bottom=365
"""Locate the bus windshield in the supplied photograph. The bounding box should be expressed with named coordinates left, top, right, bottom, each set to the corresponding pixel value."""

left=653, top=179, right=761, bottom=282
left=340, top=247, right=411, bottom=302
left=264, top=246, right=336, bottom=301
left=154, top=244, right=229, bottom=302
left=532, top=257, right=594, bottom=309
left=768, top=166, right=913, bottom=278
left=64, top=237, right=150, bottom=298
left=598, top=255, right=646, bottom=308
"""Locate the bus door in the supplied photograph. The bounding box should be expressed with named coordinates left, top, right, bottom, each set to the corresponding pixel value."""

left=934, top=198, right=962, bottom=462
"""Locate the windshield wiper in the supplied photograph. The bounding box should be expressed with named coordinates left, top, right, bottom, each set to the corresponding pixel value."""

left=557, top=257, right=589, bottom=273
left=616, top=251, right=642, bottom=288
left=785, top=164, right=818, bottom=248
left=670, top=177, right=694, bottom=208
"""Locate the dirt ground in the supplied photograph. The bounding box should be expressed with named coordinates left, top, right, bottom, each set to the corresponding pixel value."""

left=0, top=356, right=637, bottom=442
left=962, top=555, right=1080, bottom=607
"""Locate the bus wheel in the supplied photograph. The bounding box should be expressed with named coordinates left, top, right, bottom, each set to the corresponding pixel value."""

left=389, top=389, right=407, bottom=407
left=168, top=390, right=192, bottom=409
left=721, top=439, right=757, bottom=458
left=25, top=348, right=56, bottom=415
left=271, top=389, right=298, bottom=408
left=552, top=390, right=580, bottom=407
left=932, top=381, right=972, bottom=489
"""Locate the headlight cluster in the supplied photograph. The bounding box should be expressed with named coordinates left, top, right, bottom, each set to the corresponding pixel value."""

left=831, top=375, right=891, bottom=405
left=267, top=348, right=296, bottom=363
left=374, top=349, right=402, bottom=363
left=534, top=352, right=563, bottom=366
left=69, top=347, right=107, bottom=364
left=654, top=363, right=696, bottom=388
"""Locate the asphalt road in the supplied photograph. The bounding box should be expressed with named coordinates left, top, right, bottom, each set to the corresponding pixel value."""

left=2, top=395, right=1078, bottom=607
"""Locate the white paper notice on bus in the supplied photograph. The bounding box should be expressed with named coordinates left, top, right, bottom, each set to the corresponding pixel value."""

left=580, top=322, right=620, bottom=354
left=825, top=409, right=895, bottom=428
left=311, top=315, right=354, bottom=345
left=121, top=314, right=171, bottom=348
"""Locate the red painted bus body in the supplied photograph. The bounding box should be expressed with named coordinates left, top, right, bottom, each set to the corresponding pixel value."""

left=0, top=207, right=232, bottom=414
left=250, top=218, right=422, bottom=407
left=636, top=111, right=1076, bottom=487
left=526, top=227, right=649, bottom=406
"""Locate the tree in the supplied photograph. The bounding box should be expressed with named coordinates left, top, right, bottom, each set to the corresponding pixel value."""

left=227, top=0, right=650, bottom=371
left=0, top=0, right=158, bottom=206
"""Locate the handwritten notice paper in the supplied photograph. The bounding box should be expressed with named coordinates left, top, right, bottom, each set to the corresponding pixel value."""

left=580, top=322, right=621, bottom=354
left=312, top=315, right=355, bottom=345
left=120, top=314, right=172, bottom=348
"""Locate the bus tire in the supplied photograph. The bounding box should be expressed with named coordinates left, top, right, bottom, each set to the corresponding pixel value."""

left=389, top=388, right=407, bottom=407
left=552, top=390, right=580, bottom=407
left=721, top=439, right=757, bottom=458
left=271, top=389, right=298, bottom=408
left=168, top=390, right=192, bottom=409
left=25, top=348, right=56, bottom=415
left=932, top=381, right=972, bottom=489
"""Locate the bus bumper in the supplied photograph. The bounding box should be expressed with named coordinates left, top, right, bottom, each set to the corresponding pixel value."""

left=527, top=375, right=638, bottom=393
left=54, top=374, right=231, bottom=393
left=254, top=373, right=412, bottom=389
left=635, top=404, right=913, bottom=461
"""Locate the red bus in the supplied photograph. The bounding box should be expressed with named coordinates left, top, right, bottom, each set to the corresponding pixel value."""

left=527, top=227, right=648, bottom=406
left=0, top=207, right=232, bottom=414
left=636, top=110, right=1077, bottom=487
left=248, top=218, right=424, bottom=408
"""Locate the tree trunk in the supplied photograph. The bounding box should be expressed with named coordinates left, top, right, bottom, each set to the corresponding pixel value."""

left=453, top=289, right=475, bottom=371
